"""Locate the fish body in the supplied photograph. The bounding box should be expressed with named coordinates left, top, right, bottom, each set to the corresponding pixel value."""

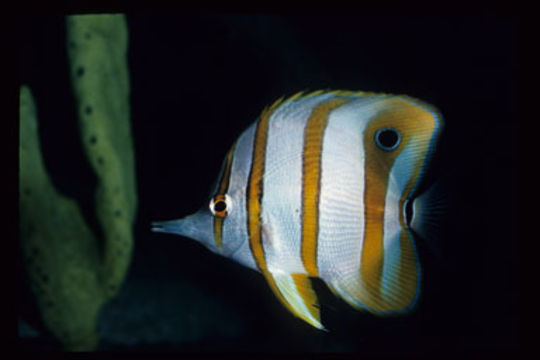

left=153, top=90, right=444, bottom=330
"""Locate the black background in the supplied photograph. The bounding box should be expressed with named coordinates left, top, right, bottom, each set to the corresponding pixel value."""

left=18, top=13, right=519, bottom=355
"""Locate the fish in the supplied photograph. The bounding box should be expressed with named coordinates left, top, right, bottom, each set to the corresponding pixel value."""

left=152, top=90, right=444, bottom=330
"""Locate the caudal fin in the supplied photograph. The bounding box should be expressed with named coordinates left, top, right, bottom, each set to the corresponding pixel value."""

left=409, top=174, right=453, bottom=258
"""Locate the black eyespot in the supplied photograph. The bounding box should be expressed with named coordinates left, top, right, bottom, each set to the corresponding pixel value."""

left=375, top=128, right=401, bottom=151
left=405, top=199, right=413, bottom=226
left=213, top=200, right=227, bottom=213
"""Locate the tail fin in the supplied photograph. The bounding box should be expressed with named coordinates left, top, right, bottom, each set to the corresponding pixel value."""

left=409, top=174, right=454, bottom=258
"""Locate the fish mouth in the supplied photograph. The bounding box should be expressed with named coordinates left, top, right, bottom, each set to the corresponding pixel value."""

left=151, top=221, right=163, bottom=232
left=152, top=211, right=214, bottom=247
left=151, top=219, right=184, bottom=234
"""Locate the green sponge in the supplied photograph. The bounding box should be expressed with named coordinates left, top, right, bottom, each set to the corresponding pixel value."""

left=66, top=14, right=136, bottom=299
left=19, top=14, right=136, bottom=351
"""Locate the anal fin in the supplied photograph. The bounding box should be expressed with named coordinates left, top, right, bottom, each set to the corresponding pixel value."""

left=326, top=229, right=421, bottom=315
left=265, top=271, right=325, bottom=330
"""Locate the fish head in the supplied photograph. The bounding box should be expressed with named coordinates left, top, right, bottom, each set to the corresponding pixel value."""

left=152, top=140, right=249, bottom=259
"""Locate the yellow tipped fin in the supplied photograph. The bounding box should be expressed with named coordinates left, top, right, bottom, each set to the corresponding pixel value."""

left=268, top=272, right=325, bottom=330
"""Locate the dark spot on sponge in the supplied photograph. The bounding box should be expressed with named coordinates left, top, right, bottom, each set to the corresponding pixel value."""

left=42, top=274, right=49, bottom=283
left=114, top=210, right=122, bottom=217
left=24, top=188, right=31, bottom=196
left=90, top=136, right=97, bottom=145
left=76, top=66, right=85, bottom=77
left=85, top=106, right=93, bottom=115
left=97, top=157, right=104, bottom=165
left=85, top=32, right=91, bottom=40
left=68, top=41, right=76, bottom=49
left=45, top=300, right=54, bottom=308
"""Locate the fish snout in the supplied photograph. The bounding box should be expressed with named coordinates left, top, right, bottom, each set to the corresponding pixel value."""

left=151, top=219, right=184, bottom=234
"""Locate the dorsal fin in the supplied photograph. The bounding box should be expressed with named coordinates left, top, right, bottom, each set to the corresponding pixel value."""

left=260, top=89, right=392, bottom=116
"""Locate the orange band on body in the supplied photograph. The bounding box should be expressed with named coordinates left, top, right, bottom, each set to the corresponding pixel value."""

left=301, top=98, right=350, bottom=276
left=213, top=142, right=236, bottom=248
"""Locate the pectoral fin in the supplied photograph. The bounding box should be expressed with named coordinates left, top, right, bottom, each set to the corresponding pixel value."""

left=263, top=271, right=325, bottom=330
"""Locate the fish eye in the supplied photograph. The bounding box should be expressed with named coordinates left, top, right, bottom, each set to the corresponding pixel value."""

left=209, top=194, right=232, bottom=218
left=375, top=128, right=401, bottom=151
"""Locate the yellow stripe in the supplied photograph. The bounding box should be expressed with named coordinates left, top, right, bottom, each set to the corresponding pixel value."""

left=291, top=273, right=320, bottom=321
left=213, top=141, right=236, bottom=248
left=361, top=147, right=398, bottom=308
left=213, top=217, right=224, bottom=248
left=246, top=104, right=273, bottom=271
left=301, top=98, right=350, bottom=276
left=217, top=142, right=236, bottom=194
left=245, top=101, right=315, bottom=317
left=360, top=98, right=436, bottom=310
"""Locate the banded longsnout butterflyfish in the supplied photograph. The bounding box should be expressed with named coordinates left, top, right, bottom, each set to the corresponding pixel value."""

left=152, top=90, right=444, bottom=330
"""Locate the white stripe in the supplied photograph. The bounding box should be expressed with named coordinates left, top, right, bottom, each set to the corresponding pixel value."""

left=317, top=98, right=380, bottom=281
left=224, top=123, right=258, bottom=271
left=261, top=95, right=333, bottom=274
left=381, top=142, right=418, bottom=301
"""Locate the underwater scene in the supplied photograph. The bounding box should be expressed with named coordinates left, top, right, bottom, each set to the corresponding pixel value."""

left=18, top=14, right=519, bottom=355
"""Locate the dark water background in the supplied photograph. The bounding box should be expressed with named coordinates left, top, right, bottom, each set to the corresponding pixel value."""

left=18, top=14, right=519, bottom=355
